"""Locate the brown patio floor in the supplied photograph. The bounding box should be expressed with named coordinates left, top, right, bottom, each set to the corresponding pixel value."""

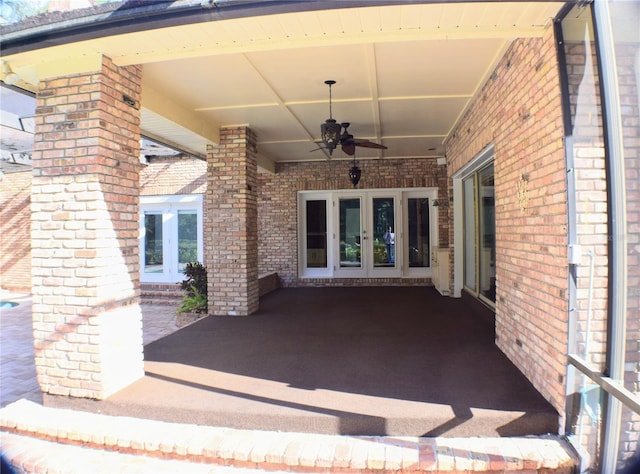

left=46, top=286, right=559, bottom=438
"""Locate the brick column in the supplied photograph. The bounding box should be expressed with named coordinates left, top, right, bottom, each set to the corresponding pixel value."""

left=31, top=56, right=144, bottom=399
left=205, top=127, right=259, bottom=315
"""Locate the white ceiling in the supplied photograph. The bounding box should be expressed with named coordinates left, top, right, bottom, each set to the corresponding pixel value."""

left=2, top=2, right=565, bottom=167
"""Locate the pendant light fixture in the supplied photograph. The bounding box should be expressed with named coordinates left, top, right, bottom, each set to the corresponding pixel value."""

left=348, top=155, right=361, bottom=187
left=320, top=80, right=342, bottom=155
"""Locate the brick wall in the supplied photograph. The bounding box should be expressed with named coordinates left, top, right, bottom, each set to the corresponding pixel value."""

left=446, top=26, right=568, bottom=417
left=30, top=55, right=144, bottom=399
left=0, top=170, right=31, bottom=291
left=257, top=157, right=449, bottom=288
left=140, top=155, right=206, bottom=196
left=205, top=127, right=259, bottom=316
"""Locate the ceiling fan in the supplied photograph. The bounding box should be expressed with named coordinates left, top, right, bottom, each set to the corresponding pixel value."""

left=338, top=122, right=386, bottom=156
left=316, top=80, right=387, bottom=156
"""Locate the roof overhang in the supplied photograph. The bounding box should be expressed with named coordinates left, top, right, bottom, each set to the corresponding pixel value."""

left=1, top=1, right=569, bottom=167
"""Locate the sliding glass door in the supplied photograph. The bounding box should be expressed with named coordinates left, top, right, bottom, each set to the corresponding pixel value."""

left=463, top=162, right=496, bottom=304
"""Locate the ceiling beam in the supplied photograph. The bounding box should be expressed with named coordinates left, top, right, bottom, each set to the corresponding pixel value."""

left=141, top=83, right=220, bottom=148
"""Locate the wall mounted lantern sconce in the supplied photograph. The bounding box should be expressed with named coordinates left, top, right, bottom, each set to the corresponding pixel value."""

left=2, top=62, right=19, bottom=85
left=433, top=198, right=449, bottom=208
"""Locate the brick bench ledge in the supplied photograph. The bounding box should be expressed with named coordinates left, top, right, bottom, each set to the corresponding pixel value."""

left=0, top=400, right=578, bottom=473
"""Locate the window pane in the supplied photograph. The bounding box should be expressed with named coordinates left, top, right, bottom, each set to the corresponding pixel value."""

left=610, top=0, right=640, bottom=468
left=408, top=197, right=430, bottom=268
left=144, top=213, right=163, bottom=273
left=177, top=211, right=198, bottom=273
left=306, top=200, right=327, bottom=268
left=339, top=198, right=361, bottom=268
left=617, top=404, right=640, bottom=472
left=563, top=3, right=608, bottom=373
left=566, top=365, right=605, bottom=473
left=478, top=164, right=495, bottom=302
left=373, top=197, right=395, bottom=268
left=463, top=177, right=476, bottom=289
left=561, top=6, right=610, bottom=468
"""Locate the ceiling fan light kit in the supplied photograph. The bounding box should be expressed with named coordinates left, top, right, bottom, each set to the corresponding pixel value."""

left=318, top=80, right=387, bottom=187
left=320, top=80, right=341, bottom=155
left=321, top=119, right=342, bottom=155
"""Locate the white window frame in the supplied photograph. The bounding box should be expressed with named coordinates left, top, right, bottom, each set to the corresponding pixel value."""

left=140, top=194, right=203, bottom=284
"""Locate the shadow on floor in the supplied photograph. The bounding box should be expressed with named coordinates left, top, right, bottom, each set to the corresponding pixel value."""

left=46, top=287, right=558, bottom=437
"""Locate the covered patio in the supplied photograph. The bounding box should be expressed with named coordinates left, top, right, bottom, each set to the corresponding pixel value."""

left=46, top=287, right=557, bottom=438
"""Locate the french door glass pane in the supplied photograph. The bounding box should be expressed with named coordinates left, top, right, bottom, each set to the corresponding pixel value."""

left=478, top=164, right=495, bottom=302
left=463, top=177, right=476, bottom=289
left=306, top=200, right=327, bottom=268
left=339, top=198, right=361, bottom=268
left=372, top=197, right=395, bottom=268
left=177, top=211, right=198, bottom=273
left=144, top=213, right=163, bottom=273
left=408, top=197, right=430, bottom=267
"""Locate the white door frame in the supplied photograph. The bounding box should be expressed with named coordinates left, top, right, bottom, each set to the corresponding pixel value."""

left=139, top=194, right=203, bottom=284
left=451, top=144, right=494, bottom=298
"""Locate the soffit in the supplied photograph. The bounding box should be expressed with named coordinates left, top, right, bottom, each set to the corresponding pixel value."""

left=2, top=2, right=565, bottom=165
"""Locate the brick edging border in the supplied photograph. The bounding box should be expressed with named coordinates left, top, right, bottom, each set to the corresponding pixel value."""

left=0, top=400, right=578, bottom=473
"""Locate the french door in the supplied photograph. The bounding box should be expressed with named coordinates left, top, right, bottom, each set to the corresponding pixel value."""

left=298, top=188, right=438, bottom=279
left=140, top=195, right=203, bottom=284
left=335, top=192, right=401, bottom=278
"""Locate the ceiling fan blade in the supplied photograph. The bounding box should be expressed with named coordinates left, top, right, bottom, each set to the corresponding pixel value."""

left=354, top=140, right=387, bottom=150
left=342, top=143, right=356, bottom=156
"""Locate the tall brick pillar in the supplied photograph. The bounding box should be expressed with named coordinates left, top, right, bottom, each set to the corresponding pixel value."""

left=31, top=56, right=144, bottom=399
left=205, top=127, right=259, bottom=315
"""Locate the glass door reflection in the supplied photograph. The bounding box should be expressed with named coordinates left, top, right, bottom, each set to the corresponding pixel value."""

left=144, top=212, right=164, bottom=274
left=407, top=197, right=430, bottom=268
left=372, top=197, right=395, bottom=268
left=478, top=164, right=495, bottom=302
left=339, top=198, right=362, bottom=268
left=177, top=211, right=197, bottom=273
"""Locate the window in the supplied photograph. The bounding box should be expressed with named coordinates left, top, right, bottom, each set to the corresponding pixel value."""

left=406, top=196, right=430, bottom=268
left=305, top=199, right=328, bottom=269
left=143, top=213, right=164, bottom=274
left=298, top=188, right=438, bottom=279
left=140, top=195, right=203, bottom=283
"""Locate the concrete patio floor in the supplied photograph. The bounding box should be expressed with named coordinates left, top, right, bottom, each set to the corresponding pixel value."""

left=0, top=287, right=577, bottom=473
left=39, top=287, right=558, bottom=438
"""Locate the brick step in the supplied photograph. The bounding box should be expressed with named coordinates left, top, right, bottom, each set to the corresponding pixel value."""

left=142, top=298, right=181, bottom=306
left=141, top=284, right=183, bottom=305
left=141, top=296, right=182, bottom=306
left=0, top=400, right=578, bottom=473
